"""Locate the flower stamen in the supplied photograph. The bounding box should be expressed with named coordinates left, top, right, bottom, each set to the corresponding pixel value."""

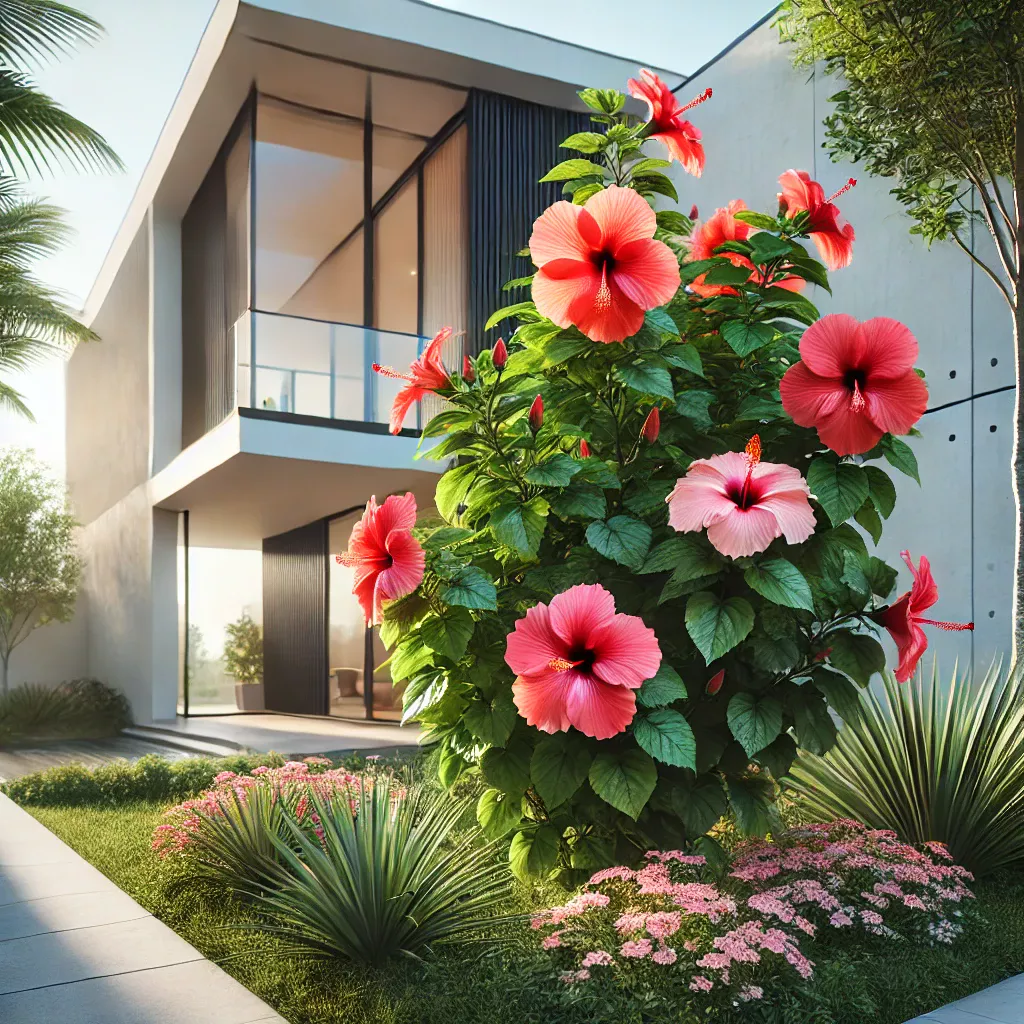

left=679, top=87, right=712, bottom=114
left=850, top=379, right=866, bottom=412
left=372, top=363, right=411, bottom=381
left=739, top=434, right=761, bottom=508
left=594, top=263, right=612, bottom=314
left=916, top=618, right=974, bottom=632
left=548, top=657, right=584, bottom=673
left=827, top=177, right=857, bottom=203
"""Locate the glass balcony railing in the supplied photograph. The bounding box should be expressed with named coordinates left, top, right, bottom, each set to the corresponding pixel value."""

left=234, top=310, right=437, bottom=431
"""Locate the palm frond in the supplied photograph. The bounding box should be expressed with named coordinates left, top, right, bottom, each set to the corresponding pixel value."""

left=0, top=69, right=121, bottom=175
left=788, top=661, right=1024, bottom=876
left=0, top=0, right=101, bottom=66
left=0, top=377, right=32, bottom=418
left=0, top=195, right=71, bottom=263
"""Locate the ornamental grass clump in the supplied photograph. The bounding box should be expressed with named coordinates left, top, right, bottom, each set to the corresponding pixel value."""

left=331, top=69, right=975, bottom=879
left=530, top=820, right=973, bottom=1010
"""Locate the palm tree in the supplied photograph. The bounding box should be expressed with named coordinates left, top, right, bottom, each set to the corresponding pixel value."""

left=0, top=0, right=122, bottom=417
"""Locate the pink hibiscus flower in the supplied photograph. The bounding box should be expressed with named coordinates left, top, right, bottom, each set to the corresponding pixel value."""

left=504, top=583, right=662, bottom=740
left=626, top=70, right=710, bottom=176
left=666, top=436, right=816, bottom=559
left=373, top=326, right=454, bottom=434
left=778, top=170, right=856, bottom=270
left=529, top=185, right=680, bottom=344
left=336, top=492, right=425, bottom=624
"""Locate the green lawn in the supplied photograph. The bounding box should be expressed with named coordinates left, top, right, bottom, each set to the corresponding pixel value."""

left=29, top=802, right=1024, bottom=1024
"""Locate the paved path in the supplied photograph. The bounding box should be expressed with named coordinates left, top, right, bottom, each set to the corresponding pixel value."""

left=0, top=794, right=287, bottom=1024
left=905, top=975, right=1024, bottom=1023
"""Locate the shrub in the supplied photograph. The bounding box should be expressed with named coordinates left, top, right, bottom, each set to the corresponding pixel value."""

left=337, top=70, right=973, bottom=878
left=530, top=820, right=973, bottom=1013
left=223, top=613, right=263, bottom=685
left=0, top=677, right=132, bottom=743
left=789, top=663, right=1024, bottom=876
left=1, top=751, right=290, bottom=806
left=251, top=780, right=513, bottom=965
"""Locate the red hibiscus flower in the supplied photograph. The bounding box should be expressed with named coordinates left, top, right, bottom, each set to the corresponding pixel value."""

left=877, top=551, right=973, bottom=683
left=373, top=326, right=453, bottom=434
left=505, top=583, right=662, bottom=739
left=336, top=492, right=425, bottom=624
left=778, top=170, right=856, bottom=271
left=666, top=435, right=816, bottom=559
left=626, top=70, right=710, bottom=176
left=779, top=314, right=928, bottom=456
left=529, top=185, right=680, bottom=344
left=686, top=199, right=805, bottom=298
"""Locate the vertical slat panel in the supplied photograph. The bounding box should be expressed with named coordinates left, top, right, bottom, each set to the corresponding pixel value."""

left=262, top=520, right=328, bottom=715
left=466, top=91, right=587, bottom=353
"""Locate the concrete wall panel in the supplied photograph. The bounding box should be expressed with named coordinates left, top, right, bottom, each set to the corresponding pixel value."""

left=6, top=612, right=88, bottom=689
left=970, top=222, right=1016, bottom=394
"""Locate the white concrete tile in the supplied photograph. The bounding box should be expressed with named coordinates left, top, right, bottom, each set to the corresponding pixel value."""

left=0, top=859, right=114, bottom=907
left=948, top=974, right=1024, bottom=1022
left=919, top=1008, right=1005, bottom=1023
left=0, top=889, right=148, bottom=941
left=0, top=916, right=202, bottom=994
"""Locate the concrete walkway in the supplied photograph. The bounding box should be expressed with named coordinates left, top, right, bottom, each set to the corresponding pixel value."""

left=0, top=735, right=194, bottom=782
left=905, top=976, right=1024, bottom=1023
left=0, top=794, right=287, bottom=1024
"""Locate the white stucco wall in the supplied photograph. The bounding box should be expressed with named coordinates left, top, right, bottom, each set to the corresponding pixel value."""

left=5, top=611, right=88, bottom=689
left=662, top=22, right=1012, bottom=675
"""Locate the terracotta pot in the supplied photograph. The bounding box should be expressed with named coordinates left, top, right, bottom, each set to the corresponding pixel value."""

left=235, top=682, right=265, bottom=711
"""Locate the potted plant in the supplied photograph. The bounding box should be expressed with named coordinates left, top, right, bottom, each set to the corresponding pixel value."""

left=224, top=613, right=264, bottom=711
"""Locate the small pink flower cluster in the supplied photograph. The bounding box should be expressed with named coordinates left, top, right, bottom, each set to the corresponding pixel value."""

left=151, top=758, right=364, bottom=858
left=532, top=820, right=974, bottom=1007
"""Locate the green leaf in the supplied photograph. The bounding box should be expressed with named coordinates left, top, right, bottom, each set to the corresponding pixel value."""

left=828, top=630, right=886, bottom=687
left=882, top=435, right=920, bottom=483
left=464, top=691, right=517, bottom=746
left=524, top=454, right=580, bottom=487
left=840, top=549, right=871, bottom=596
left=811, top=667, right=864, bottom=723
left=539, top=158, right=606, bottom=182
left=437, top=744, right=466, bottom=788
left=423, top=526, right=474, bottom=552
left=744, top=558, right=814, bottom=612
left=624, top=480, right=674, bottom=518
left=531, top=733, right=592, bottom=809
left=790, top=689, right=837, bottom=755
left=807, top=458, right=870, bottom=526
left=736, top=392, right=784, bottom=421
left=632, top=172, right=678, bottom=203
left=865, top=556, right=898, bottom=598
left=435, top=462, right=477, bottom=522
left=854, top=501, right=883, bottom=545
left=401, top=672, right=447, bottom=724
left=390, top=641, right=435, bottom=682
left=755, top=733, right=798, bottom=780
left=615, top=363, right=675, bottom=399
left=785, top=252, right=832, bottom=292
left=441, top=565, right=498, bottom=610
left=476, top=788, right=521, bottom=839
left=702, top=262, right=753, bottom=286
left=551, top=482, right=606, bottom=520
left=761, top=289, right=820, bottom=325
left=671, top=775, right=727, bottom=836
left=636, top=663, right=688, bottom=708
left=685, top=593, right=755, bottom=664
left=749, top=233, right=795, bottom=263
left=727, top=692, right=783, bottom=756
left=641, top=535, right=719, bottom=579
left=420, top=607, right=475, bottom=662
left=634, top=709, right=697, bottom=768
left=509, top=824, right=561, bottom=881
left=560, top=131, right=608, bottom=154
left=589, top=748, right=658, bottom=819
left=733, top=210, right=779, bottom=230
left=490, top=500, right=548, bottom=557
left=645, top=307, right=679, bottom=336
left=864, top=466, right=897, bottom=518
left=586, top=516, right=652, bottom=570
left=676, top=389, right=715, bottom=428
left=480, top=739, right=532, bottom=795
left=540, top=337, right=591, bottom=367
left=574, top=457, right=620, bottom=489
left=663, top=344, right=704, bottom=377
left=484, top=301, right=538, bottom=331
left=728, top=775, right=779, bottom=836
left=572, top=182, right=603, bottom=204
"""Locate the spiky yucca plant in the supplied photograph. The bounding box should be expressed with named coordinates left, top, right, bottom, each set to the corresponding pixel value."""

left=789, top=662, right=1024, bottom=875
left=251, top=780, right=514, bottom=965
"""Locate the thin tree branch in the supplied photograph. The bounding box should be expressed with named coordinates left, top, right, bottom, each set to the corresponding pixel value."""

left=950, top=227, right=1013, bottom=309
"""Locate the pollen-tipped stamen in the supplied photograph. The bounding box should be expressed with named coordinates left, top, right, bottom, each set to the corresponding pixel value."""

left=850, top=379, right=866, bottom=412
left=917, top=618, right=975, bottom=632
left=827, top=177, right=857, bottom=203
left=594, top=263, right=612, bottom=313
left=739, top=434, right=761, bottom=508
left=679, top=87, right=712, bottom=114
left=372, top=363, right=410, bottom=381
left=549, top=657, right=584, bottom=672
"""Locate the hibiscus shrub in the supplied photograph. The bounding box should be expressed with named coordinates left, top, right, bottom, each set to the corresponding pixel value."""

left=340, top=73, right=973, bottom=879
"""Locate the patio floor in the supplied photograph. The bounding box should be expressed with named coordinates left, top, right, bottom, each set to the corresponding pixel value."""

left=905, top=974, right=1024, bottom=1022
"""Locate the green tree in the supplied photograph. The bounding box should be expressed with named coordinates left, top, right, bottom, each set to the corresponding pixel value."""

left=0, top=447, right=82, bottom=694
left=777, top=1, right=1024, bottom=654
left=223, top=613, right=263, bottom=685
left=0, top=0, right=121, bottom=416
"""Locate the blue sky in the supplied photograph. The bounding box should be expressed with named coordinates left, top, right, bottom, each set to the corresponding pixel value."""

left=0, top=0, right=774, bottom=471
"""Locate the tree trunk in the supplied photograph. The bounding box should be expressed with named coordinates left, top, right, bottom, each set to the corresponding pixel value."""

left=1, top=653, right=8, bottom=697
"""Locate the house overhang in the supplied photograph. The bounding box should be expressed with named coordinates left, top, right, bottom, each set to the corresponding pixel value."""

left=150, top=410, right=446, bottom=548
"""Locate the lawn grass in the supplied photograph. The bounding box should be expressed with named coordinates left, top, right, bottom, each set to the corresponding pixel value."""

left=29, top=801, right=1024, bottom=1024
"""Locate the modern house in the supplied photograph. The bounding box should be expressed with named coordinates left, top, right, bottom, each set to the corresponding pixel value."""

left=16, top=3, right=995, bottom=722
left=50, top=0, right=683, bottom=724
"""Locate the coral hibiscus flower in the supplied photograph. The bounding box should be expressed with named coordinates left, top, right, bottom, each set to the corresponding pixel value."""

left=626, top=70, right=710, bottom=176
left=505, top=583, right=662, bottom=739
left=666, top=436, right=816, bottom=559
left=778, top=170, right=855, bottom=271
left=779, top=314, right=928, bottom=456
left=877, top=551, right=973, bottom=683
left=686, top=199, right=805, bottom=298
left=373, top=326, right=453, bottom=434
left=529, top=185, right=680, bottom=344
left=336, top=492, right=425, bottom=624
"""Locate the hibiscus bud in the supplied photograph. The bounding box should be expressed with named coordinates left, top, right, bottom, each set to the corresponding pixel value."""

left=706, top=669, right=725, bottom=696
left=641, top=407, right=660, bottom=444
left=462, top=355, right=475, bottom=383
left=528, top=394, right=544, bottom=434
left=492, top=337, right=508, bottom=371
left=813, top=646, right=833, bottom=663
left=579, top=439, right=592, bottom=459
left=689, top=204, right=699, bottom=220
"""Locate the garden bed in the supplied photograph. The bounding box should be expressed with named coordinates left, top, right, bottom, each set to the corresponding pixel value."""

left=17, top=774, right=1024, bottom=1024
